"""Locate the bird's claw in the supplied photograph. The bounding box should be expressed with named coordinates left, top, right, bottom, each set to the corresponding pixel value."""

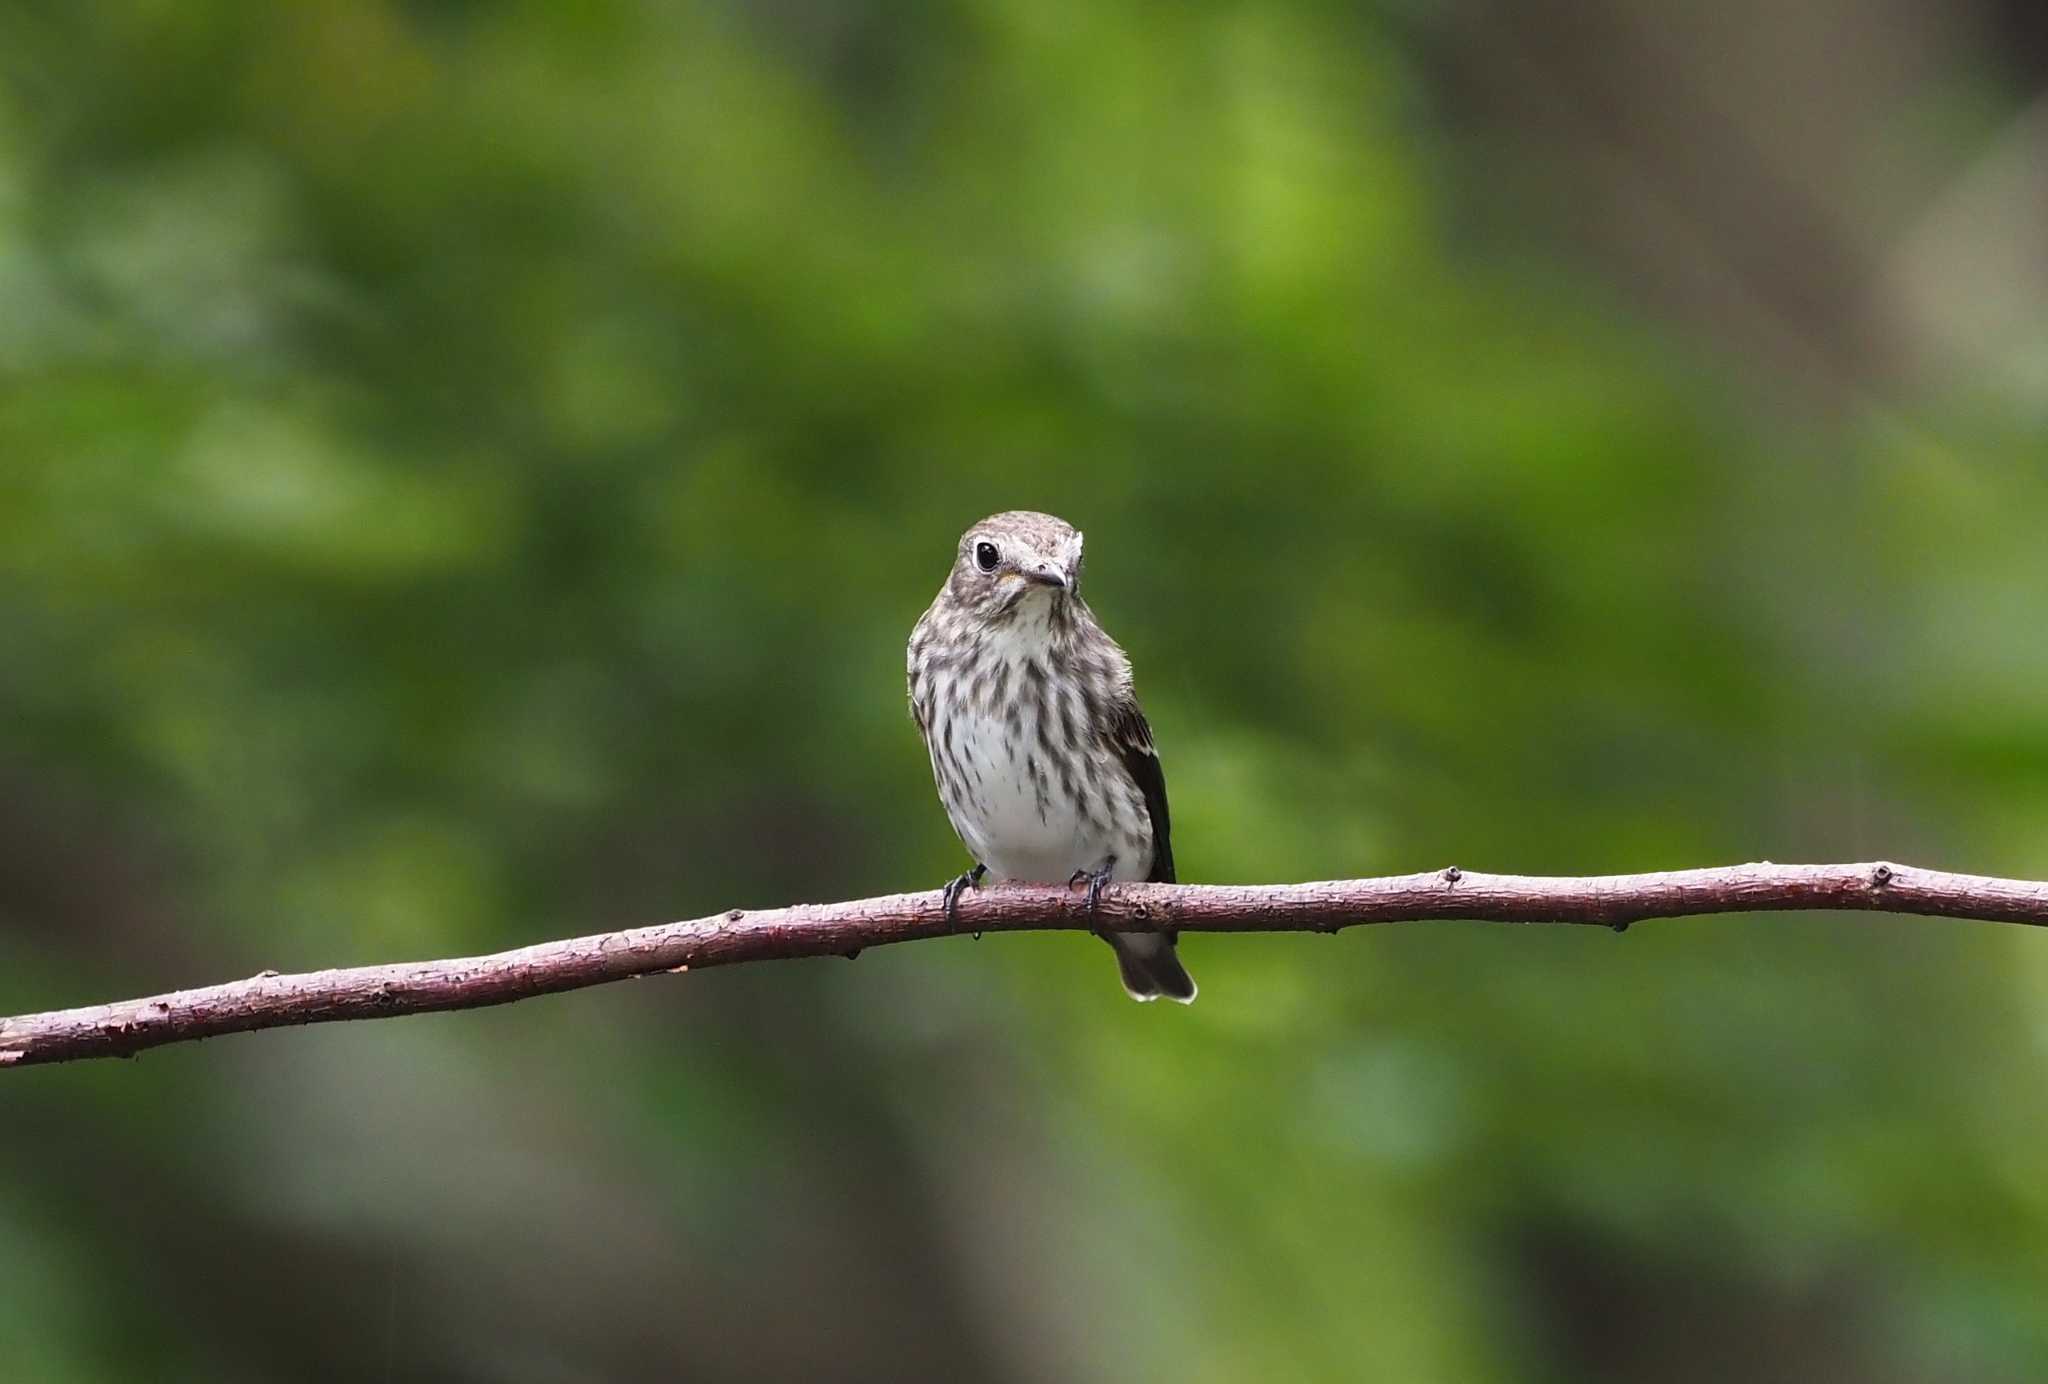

left=1069, top=859, right=1117, bottom=933
left=943, top=864, right=987, bottom=931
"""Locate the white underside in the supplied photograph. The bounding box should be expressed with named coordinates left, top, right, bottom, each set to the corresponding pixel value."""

left=949, top=753, right=1138, bottom=885
left=944, top=708, right=1146, bottom=885
left=932, top=606, right=1150, bottom=884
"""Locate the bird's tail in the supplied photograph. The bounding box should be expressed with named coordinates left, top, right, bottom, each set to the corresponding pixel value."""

left=1107, top=931, right=1197, bottom=1004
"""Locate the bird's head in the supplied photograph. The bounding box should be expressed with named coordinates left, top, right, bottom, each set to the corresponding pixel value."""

left=944, top=510, right=1086, bottom=622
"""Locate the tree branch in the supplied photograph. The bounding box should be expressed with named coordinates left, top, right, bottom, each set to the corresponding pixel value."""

left=5, top=861, right=2046, bottom=1068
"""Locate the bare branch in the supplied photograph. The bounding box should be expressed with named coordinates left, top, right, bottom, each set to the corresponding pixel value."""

left=5, top=861, right=2046, bottom=1068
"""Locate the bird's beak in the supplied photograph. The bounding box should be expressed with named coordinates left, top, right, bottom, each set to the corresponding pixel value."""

left=1025, top=562, right=1068, bottom=591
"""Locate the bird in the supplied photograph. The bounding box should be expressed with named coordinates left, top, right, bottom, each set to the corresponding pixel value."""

left=907, top=510, right=1195, bottom=1002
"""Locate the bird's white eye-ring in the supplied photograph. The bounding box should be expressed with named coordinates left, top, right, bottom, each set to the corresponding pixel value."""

left=974, top=541, right=1000, bottom=572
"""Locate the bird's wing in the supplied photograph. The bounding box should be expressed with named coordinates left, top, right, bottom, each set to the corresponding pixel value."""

left=906, top=616, right=932, bottom=740
left=1109, top=700, right=1175, bottom=884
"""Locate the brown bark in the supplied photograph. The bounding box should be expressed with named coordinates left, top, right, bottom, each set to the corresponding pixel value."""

left=5, top=861, right=2044, bottom=1068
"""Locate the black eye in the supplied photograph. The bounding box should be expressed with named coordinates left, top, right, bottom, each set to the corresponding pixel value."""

left=974, top=541, right=1000, bottom=572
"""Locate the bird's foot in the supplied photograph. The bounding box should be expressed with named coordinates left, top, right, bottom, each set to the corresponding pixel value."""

left=1068, top=857, right=1118, bottom=933
left=943, top=864, right=987, bottom=932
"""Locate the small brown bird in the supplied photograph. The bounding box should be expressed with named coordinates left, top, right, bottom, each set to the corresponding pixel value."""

left=907, top=511, right=1195, bottom=1002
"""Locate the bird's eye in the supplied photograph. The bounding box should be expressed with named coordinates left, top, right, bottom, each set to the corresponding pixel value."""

left=974, top=541, right=1000, bottom=572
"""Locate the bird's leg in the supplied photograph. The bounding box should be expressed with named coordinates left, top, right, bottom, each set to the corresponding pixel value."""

left=1069, top=856, right=1118, bottom=934
left=943, top=863, right=987, bottom=931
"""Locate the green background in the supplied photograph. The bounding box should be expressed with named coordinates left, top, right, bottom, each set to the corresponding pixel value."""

left=5, top=3, right=2047, bottom=1379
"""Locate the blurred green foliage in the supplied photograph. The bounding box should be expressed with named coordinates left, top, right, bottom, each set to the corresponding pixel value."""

left=5, top=2, right=2048, bottom=1380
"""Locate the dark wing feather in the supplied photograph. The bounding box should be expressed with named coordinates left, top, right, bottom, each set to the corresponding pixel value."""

left=1109, top=702, right=1174, bottom=883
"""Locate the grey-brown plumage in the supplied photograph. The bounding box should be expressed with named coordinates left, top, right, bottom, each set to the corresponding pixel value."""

left=908, top=511, right=1195, bottom=1002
